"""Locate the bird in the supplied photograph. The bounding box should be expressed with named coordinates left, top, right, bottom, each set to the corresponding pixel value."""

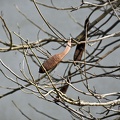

left=39, top=39, right=71, bottom=73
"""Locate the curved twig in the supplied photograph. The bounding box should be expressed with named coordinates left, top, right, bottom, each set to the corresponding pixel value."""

left=0, top=16, right=12, bottom=51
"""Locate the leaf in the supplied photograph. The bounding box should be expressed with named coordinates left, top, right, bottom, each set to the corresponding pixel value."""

left=73, top=18, right=89, bottom=64
left=73, top=42, right=85, bottom=63
left=39, top=40, right=71, bottom=73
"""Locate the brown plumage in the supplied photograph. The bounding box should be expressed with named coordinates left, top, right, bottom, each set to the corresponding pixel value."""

left=39, top=40, right=71, bottom=73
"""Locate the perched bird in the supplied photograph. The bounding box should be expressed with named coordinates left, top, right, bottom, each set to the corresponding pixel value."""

left=39, top=40, right=71, bottom=73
